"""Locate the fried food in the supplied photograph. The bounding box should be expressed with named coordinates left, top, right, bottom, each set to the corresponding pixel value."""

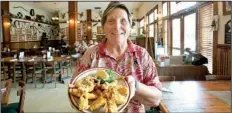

left=104, top=98, right=118, bottom=113
left=117, top=86, right=128, bottom=95
left=78, top=93, right=90, bottom=110
left=69, top=88, right=82, bottom=97
left=89, top=96, right=107, bottom=111
left=70, top=69, right=129, bottom=113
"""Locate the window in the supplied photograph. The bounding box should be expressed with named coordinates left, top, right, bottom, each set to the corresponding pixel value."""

left=149, top=24, right=154, bottom=37
left=172, top=18, right=181, bottom=56
left=163, top=20, right=168, bottom=55
left=149, top=12, right=154, bottom=24
left=162, top=2, right=168, bottom=17
left=140, top=18, right=144, bottom=27
left=139, top=18, right=145, bottom=35
left=198, top=3, right=214, bottom=73
left=154, top=9, right=158, bottom=20
left=184, top=13, right=196, bottom=52
left=170, top=2, right=196, bottom=15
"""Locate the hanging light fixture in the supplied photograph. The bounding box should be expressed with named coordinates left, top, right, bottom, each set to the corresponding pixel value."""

left=51, top=2, right=59, bottom=21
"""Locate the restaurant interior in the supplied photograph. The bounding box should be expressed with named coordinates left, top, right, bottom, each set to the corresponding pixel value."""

left=1, top=1, right=231, bottom=113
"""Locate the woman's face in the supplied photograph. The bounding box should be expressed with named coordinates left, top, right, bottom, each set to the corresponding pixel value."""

left=103, top=8, right=131, bottom=45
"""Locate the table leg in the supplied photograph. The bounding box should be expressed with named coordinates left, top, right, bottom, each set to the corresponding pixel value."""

left=13, top=63, right=16, bottom=83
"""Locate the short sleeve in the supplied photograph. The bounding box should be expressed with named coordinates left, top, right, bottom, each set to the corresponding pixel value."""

left=141, top=49, right=162, bottom=90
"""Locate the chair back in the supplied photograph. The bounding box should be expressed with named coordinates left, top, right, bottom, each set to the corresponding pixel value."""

left=205, top=75, right=231, bottom=81
left=1, top=79, right=12, bottom=105
left=17, top=81, right=26, bottom=113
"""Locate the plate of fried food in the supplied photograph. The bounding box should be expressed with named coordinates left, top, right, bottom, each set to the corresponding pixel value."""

left=68, top=68, right=131, bottom=113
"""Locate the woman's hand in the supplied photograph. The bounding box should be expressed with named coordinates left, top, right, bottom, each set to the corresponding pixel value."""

left=125, top=75, right=136, bottom=99
left=125, top=75, right=162, bottom=107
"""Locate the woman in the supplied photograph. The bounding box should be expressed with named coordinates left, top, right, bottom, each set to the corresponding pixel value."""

left=72, top=2, right=162, bottom=112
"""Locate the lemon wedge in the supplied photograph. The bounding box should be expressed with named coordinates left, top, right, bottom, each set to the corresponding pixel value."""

left=96, top=70, right=109, bottom=80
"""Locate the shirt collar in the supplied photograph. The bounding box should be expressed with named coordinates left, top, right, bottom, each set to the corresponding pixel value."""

left=98, top=38, right=137, bottom=55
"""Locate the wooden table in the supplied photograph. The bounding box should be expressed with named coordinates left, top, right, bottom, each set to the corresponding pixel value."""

left=160, top=81, right=231, bottom=112
left=1, top=56, right=71, bottom=83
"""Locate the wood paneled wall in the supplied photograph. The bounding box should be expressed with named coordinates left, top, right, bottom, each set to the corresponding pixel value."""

left=216, top=44, right=231, bottom=76
left=10, top=40, right=61, bottom=50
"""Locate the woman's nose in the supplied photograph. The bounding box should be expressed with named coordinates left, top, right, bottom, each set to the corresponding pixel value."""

left=113, top=21, right=121, bottom=29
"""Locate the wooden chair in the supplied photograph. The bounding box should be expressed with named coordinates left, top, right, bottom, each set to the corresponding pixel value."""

left=1, top=81, right=25, bottom=113
left=205, top=75, right=231, bottom=81
left=24, top=61, right=43, bottom=88
left=1, top=62, right=9, bottom=81
left=1, top=79, right=12, bottom=105
left=18, top=81, right=26, bottom=113
left=44, top=61, right=62, bottom=88
left=62, top=59, right=73, bottom=77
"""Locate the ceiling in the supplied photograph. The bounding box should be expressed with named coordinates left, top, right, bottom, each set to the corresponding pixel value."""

left=23, top=2, right=144, bottom=14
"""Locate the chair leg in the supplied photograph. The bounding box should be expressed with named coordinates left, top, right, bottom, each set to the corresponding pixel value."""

left=70, top=66, right=73, bottom=73
left=54, top=75, right=57, bottom=88
left=67, top=68, right=68, bottom=77
left=33, top=73, right=37, bottom=88
left=43, top=71, right=46, bottom=88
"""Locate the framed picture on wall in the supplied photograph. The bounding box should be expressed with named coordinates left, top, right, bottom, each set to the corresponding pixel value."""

left=18, top=35, right=25, bottom=41
left=11, top=35, right=18, bottom=42
left=32, top=34, right=37, bottom=41
left=22, top=28, right=26, bottom=34
left=97, top=26, right=103, bottom=34
left=26, top=34, right=32, bottom=41
left=15, top=28, right=22, bottom=34
left=223, top=2, right=231, bottom=15
left=26, top=29, right=31, bottom=34
left=225, top=20, right=231, bottom=44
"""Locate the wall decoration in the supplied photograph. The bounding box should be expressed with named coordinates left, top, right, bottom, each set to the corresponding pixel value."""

left=32, top=34, right=37, bottom=41
left=60, top=28, right=66, bottom=36
left=97, top=26, right=103, bottom=34
left=22, top=28, right=26, bottom=34
left=15, top=28, right=22, bottom=34
left=10, top=18, right=55, bottom=42
left=225, top=20, right=231, bottom=44
left=11, top=35, right=18, bottom=42
left=26, top=28, right=31, bottom=34
left=17, top=12, right=23, bottom=19
left=223, top=2, right=231, bottom=15
left=18, top=34, right=25, bottom=41
left=26, top=34, right=32, bottom=41
left=10, top=27, right=15, bottom=35
left=13, top=6, right=28, bottom=12
left=30, top=9, right=35, bottom=16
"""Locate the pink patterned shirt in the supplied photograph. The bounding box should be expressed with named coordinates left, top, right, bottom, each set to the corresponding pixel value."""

left=72, top=39, right=162, bottom=113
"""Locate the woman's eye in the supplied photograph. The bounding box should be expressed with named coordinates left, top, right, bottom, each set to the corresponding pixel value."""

left=121, top=19, right=127, bottom=24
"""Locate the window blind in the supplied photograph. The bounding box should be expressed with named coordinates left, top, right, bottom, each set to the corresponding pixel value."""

left=198, top=3, right=213, bottom=73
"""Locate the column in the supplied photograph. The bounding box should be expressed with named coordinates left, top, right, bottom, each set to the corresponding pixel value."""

left=86, top=9, right=92, bottom=44
left=1, top=1, right=10, bottom=49
left=68, top=1, right=78, bottom=46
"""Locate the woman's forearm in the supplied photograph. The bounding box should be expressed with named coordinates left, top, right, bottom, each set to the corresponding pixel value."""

left=135, top=81, right=162, bottom=107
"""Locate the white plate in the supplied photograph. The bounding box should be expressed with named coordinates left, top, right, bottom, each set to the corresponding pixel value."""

left=68, top=67, right=131, bottom=113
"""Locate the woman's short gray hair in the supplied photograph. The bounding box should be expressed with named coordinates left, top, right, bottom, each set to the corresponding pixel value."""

left=101, top=1, right=132, bottom=27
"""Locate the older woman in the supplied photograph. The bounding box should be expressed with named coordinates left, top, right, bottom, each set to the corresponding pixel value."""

left=72, top=2, right=162, bottom=112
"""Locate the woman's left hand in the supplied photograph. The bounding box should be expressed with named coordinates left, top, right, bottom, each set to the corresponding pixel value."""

left=125, top=75, right=136, bottom=99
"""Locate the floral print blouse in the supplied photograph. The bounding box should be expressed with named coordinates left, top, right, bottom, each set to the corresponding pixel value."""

left=72, top=39, right=162, bottom=113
